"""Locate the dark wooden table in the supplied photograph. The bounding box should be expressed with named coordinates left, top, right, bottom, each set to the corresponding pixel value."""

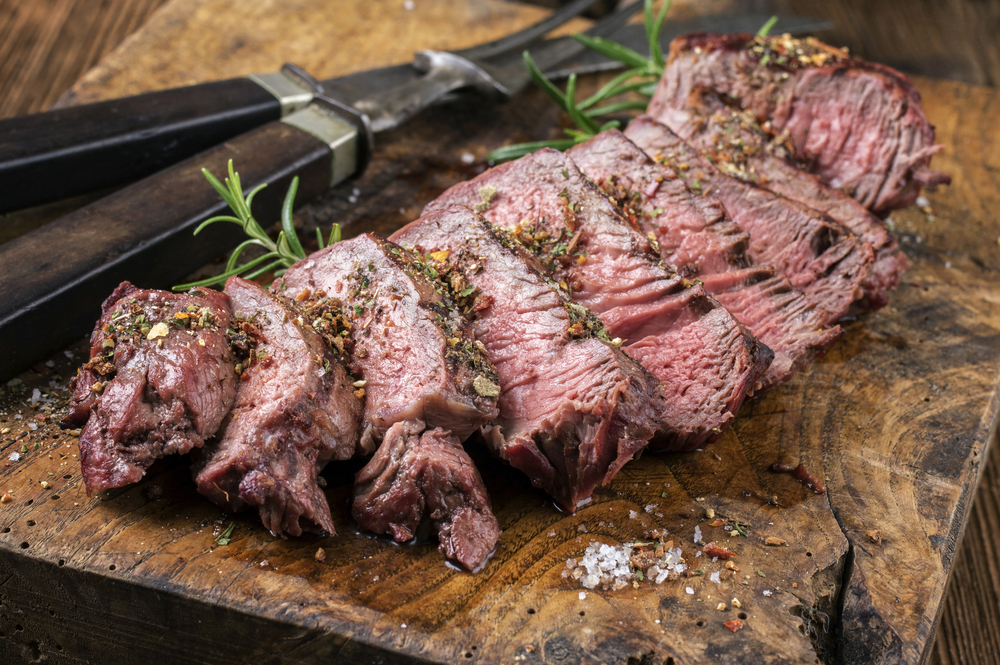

left=2, top=0, right=999, bottom=662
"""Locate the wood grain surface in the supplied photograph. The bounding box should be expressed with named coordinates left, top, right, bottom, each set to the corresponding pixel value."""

left=1, top=1, right=999, bottom=663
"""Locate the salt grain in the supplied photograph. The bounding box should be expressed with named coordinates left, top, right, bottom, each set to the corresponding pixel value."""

left=710, top=571, right=721, bottom=583
left=694, top=526, right=703, bottom=544
left=763, top=590, right=773, bottom=597
left=916, top=196, right=930, bottom=208
left=8, top=452, right=20, bottom=462
left=644, top=504, right=658, bottom=514
left=579, top=591, right=587, bottom=600
left=686, top=587, right=694, bottom=595
left=563, top=541, right=687, bottom=590
left=461, top=152, right=475, bottom=164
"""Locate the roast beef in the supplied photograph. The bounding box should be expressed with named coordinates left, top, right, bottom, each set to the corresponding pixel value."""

left=353, top=420, right=501, bottom=570
left=193, top=277, right=363, bottom=538
left=424, top=148, right=771, bottom=451
left=391, top=207, right=663, bottom=511
left=275, top=234, right=499, bottom=446
left=276, top=235, right=502, bottom=554
left=622, top=117, right=873, bottom=325
left=651, top=32, right=950, bottom=214
left=618, top=120, right=842, bottom=387
left=655, top=91, right=906, bottom=307
left=62, top=282, right=237, bottom=494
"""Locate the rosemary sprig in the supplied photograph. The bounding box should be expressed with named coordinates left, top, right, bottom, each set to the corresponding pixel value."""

left=487, top=2, right=780, bottom=163
left=172, top=160, right=341, bottom=291
left=487, top=0, right=668, bottom=162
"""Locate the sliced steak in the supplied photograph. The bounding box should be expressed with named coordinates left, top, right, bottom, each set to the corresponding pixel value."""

left=392, top=206, right=663, bottom=511
left=193, top=277, right=363, bottom=538
left=621, top=120, right=842, bottom=388
left=656, top=90, right=907, bottom=307
left=621, top=117, right=873, bottom=324
left=62, top=282, right=237, bottom=494
left=424, top=148, right=770, bottom=451
left=651, top=32, right=949, bottom=214
left=277, top=235, right=501, bottom=557
left=353, top=420, right=500, bottom=570
left=275, top=234, right=499, bottom=446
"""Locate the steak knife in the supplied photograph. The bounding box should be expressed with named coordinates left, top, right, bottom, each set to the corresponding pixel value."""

left=0, top=13, right=829, bottom=214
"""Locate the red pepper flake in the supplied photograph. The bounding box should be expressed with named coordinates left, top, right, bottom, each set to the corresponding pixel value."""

left=704, top=542, right=735, bottom=560
left=724, top=619, right=743, bottom=633
left=866, top=529, right=882, bottom=545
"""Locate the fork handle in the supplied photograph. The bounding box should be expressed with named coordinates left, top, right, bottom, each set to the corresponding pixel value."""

left=0, top=64, right=337, bottom=216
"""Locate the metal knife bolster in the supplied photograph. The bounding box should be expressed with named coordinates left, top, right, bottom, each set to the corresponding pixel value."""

left=280, top=95, right=374, bottom=186
left=247, top=63, right=324, bottom=116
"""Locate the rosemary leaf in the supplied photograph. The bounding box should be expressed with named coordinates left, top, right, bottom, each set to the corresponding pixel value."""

left=577, top=67, right=652, bottom=110
left=757, top=15, right=779, bottom=37
left=565, top=74, right=601, bottom=135
left=280, top=176, right=305, bottom=260
left=524, top=51, right=569, bottom=112
left=487, top=138, right=580, bottom=163
left=584, top=100, right=650, bottom=117
left=225, top=238, right=267, bottom=273
left=645, top=0, right=671, bottom=71
left=244, top=258, right=286, bottom=281
left=571, top=33, right=649, bottom=70
left=173, top=252, right=280, bottom=291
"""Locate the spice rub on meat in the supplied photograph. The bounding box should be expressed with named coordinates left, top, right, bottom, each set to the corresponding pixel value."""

left=353, top=420, right=501, bottom=570
left=392, top=206, right=663, bottom=511
left=276, top=235, right=501, bottom=555
left=621, top=119, right=843, bottom=388
left=62, top=281, right=237, bottom=494
left=655, top=90, right=907, bottom=308
left=193, top=277, right=363, bottom=538
left=424, top=148, right=771, bottom=451
left=651, top=32, right=950, bottom=214
left=275, top=234, right=499, bottom=446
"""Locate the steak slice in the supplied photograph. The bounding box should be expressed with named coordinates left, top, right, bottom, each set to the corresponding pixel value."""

left=423, top=148, right=770, bottom=451
left=392, top=206, right=663, bottom=511
left=62, top=282, right=238, bottom=494
left=620, top=120, right=842, bottom=388
left=651, top=32, right=950, bottom=214
left=622, top=117, right=874, bottom=324
left=353, top=420, right=501, bottom=571
left=275, top=234, right=499, bottom=446
left=193, top=277, right=363, bottom=538
left=655, top=91, right=907, bottom=308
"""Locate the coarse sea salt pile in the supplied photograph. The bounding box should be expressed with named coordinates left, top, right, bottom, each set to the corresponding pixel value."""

left=563, top=541, right=688, bottom=590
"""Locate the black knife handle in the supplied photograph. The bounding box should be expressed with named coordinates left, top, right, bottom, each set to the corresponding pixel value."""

left=0, top=112, right=350, bottom=379
left=0, top=78, right=283, bottom=214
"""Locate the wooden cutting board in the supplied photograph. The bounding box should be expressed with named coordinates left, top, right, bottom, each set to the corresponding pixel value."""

left=1, top=1, right=999, bottom=663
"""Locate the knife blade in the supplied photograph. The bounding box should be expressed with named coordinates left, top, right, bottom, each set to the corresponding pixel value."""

left=0, top=13, right=829, bottom=214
